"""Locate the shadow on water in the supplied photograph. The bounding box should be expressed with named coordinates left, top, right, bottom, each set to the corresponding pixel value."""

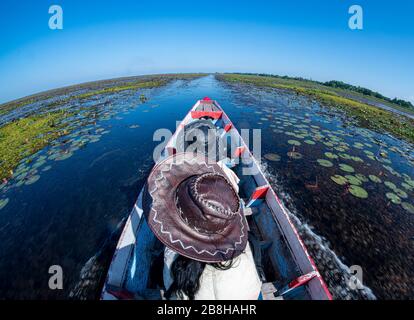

left=0, top=75, right=413, bottom=299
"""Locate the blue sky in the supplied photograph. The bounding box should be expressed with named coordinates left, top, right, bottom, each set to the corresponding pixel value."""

left=0, top=0, right=413, bottom=104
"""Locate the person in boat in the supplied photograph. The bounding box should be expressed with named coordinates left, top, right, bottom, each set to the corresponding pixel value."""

left=143, top=152, right=262, bottom=300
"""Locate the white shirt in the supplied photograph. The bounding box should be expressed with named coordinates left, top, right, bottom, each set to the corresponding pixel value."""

left=163, top=243, right=262, bottom=300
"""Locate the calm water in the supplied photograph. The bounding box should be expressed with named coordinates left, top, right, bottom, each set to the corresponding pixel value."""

left=0, top=76, right=413, bottom=299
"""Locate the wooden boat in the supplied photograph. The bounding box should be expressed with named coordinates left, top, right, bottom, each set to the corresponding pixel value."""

left=101, top=97, right=332, bottom=300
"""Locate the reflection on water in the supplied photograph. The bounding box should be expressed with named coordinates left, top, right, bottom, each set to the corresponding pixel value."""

left=0, top=76, right=413, bottom=299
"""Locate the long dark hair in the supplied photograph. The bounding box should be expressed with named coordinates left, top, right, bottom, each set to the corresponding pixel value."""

left=165, top=255, right=234, bottom=300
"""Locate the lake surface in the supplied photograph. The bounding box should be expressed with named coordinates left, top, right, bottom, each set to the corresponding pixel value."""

left=0, top=75, right=413, bottom=299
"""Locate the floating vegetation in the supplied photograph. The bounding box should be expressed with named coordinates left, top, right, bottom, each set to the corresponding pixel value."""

left=348, top=185, right=368, bottom=199
left=394, top=188, right=408, bottom=199
left=386, top=193, right=401, bottom=204
left=325, top=152, right=338, bottom=159
left=317, top=159, right=333, bottom=167
left=55, top=152, right=74, bottom=161
left=353, top=142, right=364, bottom=149
left=369, top=175, right=382, bottom=183
left=355, top=174, right=368, bottom=182
left=345, top=175, right=362, bottom=186
left=288, top=140, right=301, bottom=146
left=219, top=74, right=414, bottom=144
left=287, top=151, right=303, bottom=159
left=264, top=153, right=281, bottom=162
left=384, top=181, right=397, bottom=190
left=0, top=111, right=69, bottom=181
left=129, top=125, right=140, bottom=129
left=351, top=156, right=364, bottom=163
left=339, top=164, right=355, bottom=173
left=401, top=202, right=414, bottom=214
left=339, top=153, right=352, bottom=160
left=401, top=182, right=413, bottom=191
left=331, top=175, right=348, bottom=185
left=25, top=175, right=40, bottom=186
left=42, top=165, right=52, bottom=172
left=0, top=198, right=9, bottom=210
left=304, top=140, right=316, bottom=145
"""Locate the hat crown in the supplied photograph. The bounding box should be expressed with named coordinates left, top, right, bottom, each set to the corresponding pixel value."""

left=176, top=173, right=240, bottom=235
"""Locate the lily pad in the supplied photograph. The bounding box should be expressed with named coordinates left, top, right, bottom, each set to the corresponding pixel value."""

left=323, top=142, right=334, bottom=147
left=25, top=175, right=40, bottom=186
left=287, top=152, right=303, bottom=160
left=349, top=185, right=368, bottom=199
left=353, top=142, right=364, bottom=149
left=0, top=198, right=9, bottom=210
left=386, top=193, right=401, bottom=204
left=351, top=156, right=364, bottom=163
left=288, top=140, right=301, bottom=146
left=339, top=164, right=355, bottom=173
left=55, top=152, right=74, bottom=161
left=264, top=153, right=281, bottom=162
left=369, top=175, right=382, bottom=183
left=325, top=152, right=338, bottom=159
left=401, top=182, right=413, bottom=191
left=355, top=174, right=368, bottom=182
left=304, top=140, right=316, bottom=145
left=401, top=202, right=414, bottom=214
left=42, top=165, right=52, bottom=172
left=345, top=175, right=362, bottom=186
left=384, top=181, right=397, bottom=191
left=331, top=175, right=348, bottom=185
left=339, top=153, right=352, bottom=160
left=394, top=188, right=408, bottom=199
left=317, top=159, right=333, bottom=167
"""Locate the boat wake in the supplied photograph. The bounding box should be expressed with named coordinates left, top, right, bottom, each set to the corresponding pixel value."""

left=69, top=218, right=126, bottom=300
left=258, top=161, right=376, bottom=300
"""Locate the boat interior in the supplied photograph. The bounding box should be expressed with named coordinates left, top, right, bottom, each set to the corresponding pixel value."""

left=103, top=99, right=326, bottom=300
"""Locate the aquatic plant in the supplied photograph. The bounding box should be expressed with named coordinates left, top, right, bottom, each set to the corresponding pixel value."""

left=345, top=175, right=362, bottom=186
left=264, top=153, right=281, bottom=162
left=331, top=175, right=348, bottom=185
left=369, top=175, right=382, bottom=183
left=218, top=74, right=414, bottom=144
left=0, top=111, right=69, bottom=181
left=325, top=152, right=338, bottom=159
left=25, top=175, right=40, bottom=186
left=384, top=181, right=397, bottom=190
left=355, top=174, right=368, bottom=182
left=0, top=198, right=9, bottom=210
left=288, top=140, right=301, bottom=146
left=348, top=185, right=368, bottom=199
left=287, top=151, right=303, bottom=159
left=317, top=159, right=333, bottom=167
left=401, top=202, right=414, bottom=214
left=394, top=188, right=408, bottom=199
left=339, top=163, right=355, bottom=173
left=386, top=193, right=401, bottom=204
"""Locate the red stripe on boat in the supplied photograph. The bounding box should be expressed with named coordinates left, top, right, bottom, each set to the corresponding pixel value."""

left=234, top=146, right=246, bottom=158
left=224, top=123, right=233, bottom=132
left=288, top=271, right=318, bottom=289
left=251, top=185, right=269, bottom=200
left=191, top=111, right=223, bottom=120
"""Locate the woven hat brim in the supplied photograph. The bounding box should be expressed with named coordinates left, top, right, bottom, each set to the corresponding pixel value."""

left=143, top=152, right=248, bottom=263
